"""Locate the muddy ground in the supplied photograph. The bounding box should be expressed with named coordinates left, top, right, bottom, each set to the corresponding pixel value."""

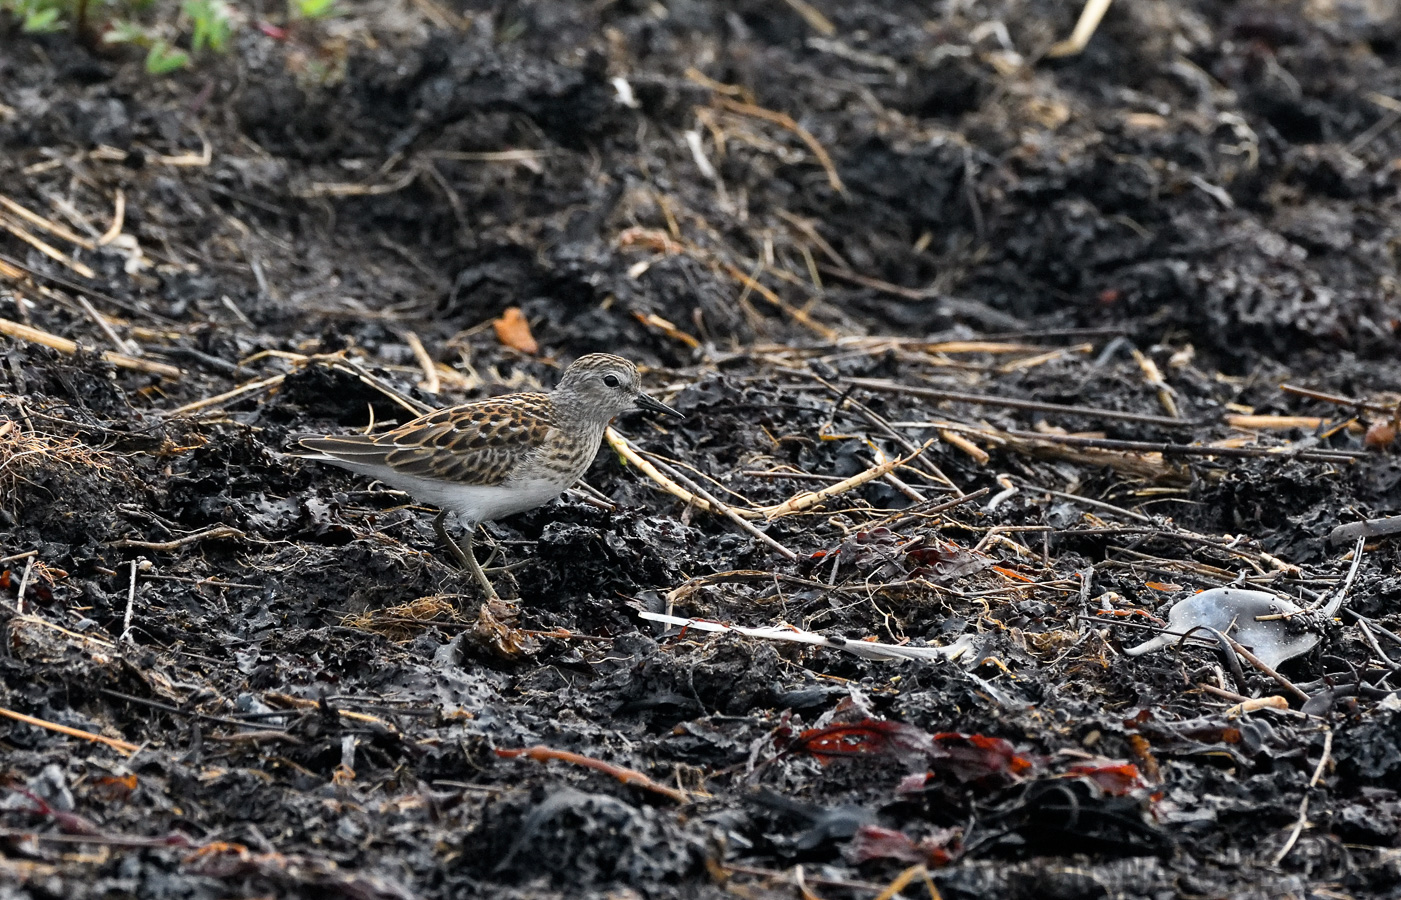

left=3, top=1, right=1401, bottom=897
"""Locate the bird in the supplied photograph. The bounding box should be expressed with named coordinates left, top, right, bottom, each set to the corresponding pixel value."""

left=298, top=353, right=682, bottom=600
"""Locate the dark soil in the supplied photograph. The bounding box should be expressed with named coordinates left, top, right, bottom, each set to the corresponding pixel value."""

left=3, top=1, right=1401, bottom=898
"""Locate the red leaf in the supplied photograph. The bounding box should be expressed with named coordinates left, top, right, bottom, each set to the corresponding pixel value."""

left=848, top=824, right=959, bottom=867
left=786, top=719, right=933, bottom=765
left=1066, top=762, right=1145, bottom=795
left=928, top=732, right=1036, bottom=784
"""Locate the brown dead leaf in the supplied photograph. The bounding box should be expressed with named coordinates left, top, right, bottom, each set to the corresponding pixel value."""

left=493, top=307, right=539, bottom=355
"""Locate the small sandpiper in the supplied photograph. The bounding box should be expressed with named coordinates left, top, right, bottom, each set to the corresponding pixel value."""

left=299, top=353, right=682, bottom=600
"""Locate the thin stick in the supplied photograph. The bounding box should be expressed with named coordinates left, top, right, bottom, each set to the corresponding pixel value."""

left=108, top=524, right=245, bottom=552
left=760, top=441, right=933, bottom=519
left=812, top=373, right=963, bottom=491
left=606, top=426, right=720, bottom=513
left=1280, top=383, right=1396, bottom=415
left=98, top=188, right=126, bottom=246
left=0, top=250, right=174, bottom=324
left=0, top=194, right=96, bottom=249
left=1328, top=515, right=1401, bottom=546
left=722, top=863, right=892, bottom=895
left=719, top=261, right=839, bottom=339
left=1047, top=0, right=1114, bottom=57
left=74, top=293, right=139, bottom=356
left=0, top=317, right=181, bottom=378
left=1000, top=428, right=1366, bottom=462
left=0, top=212, right=97, bottom=279
left=496, top=745, right=691, bottom=803
left=1226, top=415, right=1337, bottom=432
left=714, top=96, right=845, bottom=194
left=644, top=453, right=798, bottom=561
left=15, top=556, right=34, bottom=615
left=0, top=705, right=139, bottom=754
left=162, top=374, right=284, bottom=417
left=403, top=331, right=440, bottom=395
left=1272, top=729, right=1334, bottom=865
left=846, top=377, right=1197, bottom=428
left=1223, top=634, right=1311, bottom=704
left=98, top=688, right=280, bottom=732
left=121, top=560, right=138, bottom=644
left=14, top=614, right=116, bottom=650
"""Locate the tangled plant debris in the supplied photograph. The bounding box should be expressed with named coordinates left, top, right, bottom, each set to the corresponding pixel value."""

left=3, top=1, right=1401, bottom=898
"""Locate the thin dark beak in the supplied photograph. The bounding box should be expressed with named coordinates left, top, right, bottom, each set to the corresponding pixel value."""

left=634, top=392, right=685, bottom=419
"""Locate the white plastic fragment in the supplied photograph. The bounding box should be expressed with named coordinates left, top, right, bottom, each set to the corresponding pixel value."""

left=1124, top=587, right=1319, bottom=669
left=638, top=611, right=977, bottom=662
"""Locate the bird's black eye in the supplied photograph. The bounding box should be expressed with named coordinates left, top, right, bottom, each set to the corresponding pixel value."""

left=603, top=374, right=620, bottom=388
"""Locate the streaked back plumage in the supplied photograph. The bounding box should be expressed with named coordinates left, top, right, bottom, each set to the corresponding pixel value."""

left=297, top=352, right=659, bottom=525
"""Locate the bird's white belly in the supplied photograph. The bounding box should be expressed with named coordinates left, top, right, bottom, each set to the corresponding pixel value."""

left=385, top=472, right=568, bottom=524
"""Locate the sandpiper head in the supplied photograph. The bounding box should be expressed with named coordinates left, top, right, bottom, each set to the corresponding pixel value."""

left=556, top=353, right=683, bottom=421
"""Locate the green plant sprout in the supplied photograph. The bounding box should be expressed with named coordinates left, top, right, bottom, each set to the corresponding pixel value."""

left=289, top=0, right=335, bottom=19
left=5, top=0, right=63, bottom=31
left=184, top=0, right=231, bottom=53
left=2, top=0, right=336, bottom=75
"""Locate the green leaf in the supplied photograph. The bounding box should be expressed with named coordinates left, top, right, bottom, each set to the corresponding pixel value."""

left=184, top=0, right=232, bottom=53
left=22, top=6, right=63, bottom=32
left=290, top=0, right=336, bottom=20
left=102, top=20, right=148, bottom=45
left=145, top=40, right=190, bottom=74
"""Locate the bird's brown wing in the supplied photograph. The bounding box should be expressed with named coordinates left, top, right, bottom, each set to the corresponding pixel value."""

left=298, top=394, right=554, bottom=486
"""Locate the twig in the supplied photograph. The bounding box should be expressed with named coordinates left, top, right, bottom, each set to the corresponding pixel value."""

left=1355, top=618, right=1399, bottom=668
left=1000, top=428, right=1366, bottom=462
left=0, top=212, right=97, bottom=279
left=719, top=261, right=840, bottom=339
left=1131, top=347, right=1179, bottom=418
left=0, top=194, right=96, bottom=250
left=1047, top=0, right=1114, bottom=57
left=0, top=705, right=139, bottom=754
left=665, top=569, right=871, bottom=605
left=74, top=293, right=139, bottom=356
left=713, top=96, right=845, bottom=194
left=98, top=188, right=125, bottom=246
left=0, top=250, right=173, bottom=324
left=867, top=487, right=990, bottom=531
left=0, top=317, right=181, bottom=378
left=1272, top=729, right=1334, bottom=865
left=813, top=375, right=964, bottom=491
left=1223, top=634, right=1311, bottom=704
left=779, top=0, right=835, bottom=34
left=846, top=377, right=1199, bottom=428
left=403, top=331, right=440, bottom=395
left=759, top=441, right=933, bottom=519
left=1226, top=415, right=1340, bottom=432
left=98, top=688, right=283, bottom=732
left=162, top=374, right=284, bottom=418
left=205, top=730, right=305, bottom=745
left=121, top=559, right=138, bottom=644
left=606, top=426, right=721, bottom=513
left=14, top=555, right=34, bottom=615
left=0, top=828, right=187, bottom=849
left=721, top=863, right=891, bottom=895
left=496, top=745, right=691, bottom=803
left=643, top=453, right=798, bottom=560
left=108, top=524, right=246, bottom=551
left=1280, top=383, right=1396, bottom=416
